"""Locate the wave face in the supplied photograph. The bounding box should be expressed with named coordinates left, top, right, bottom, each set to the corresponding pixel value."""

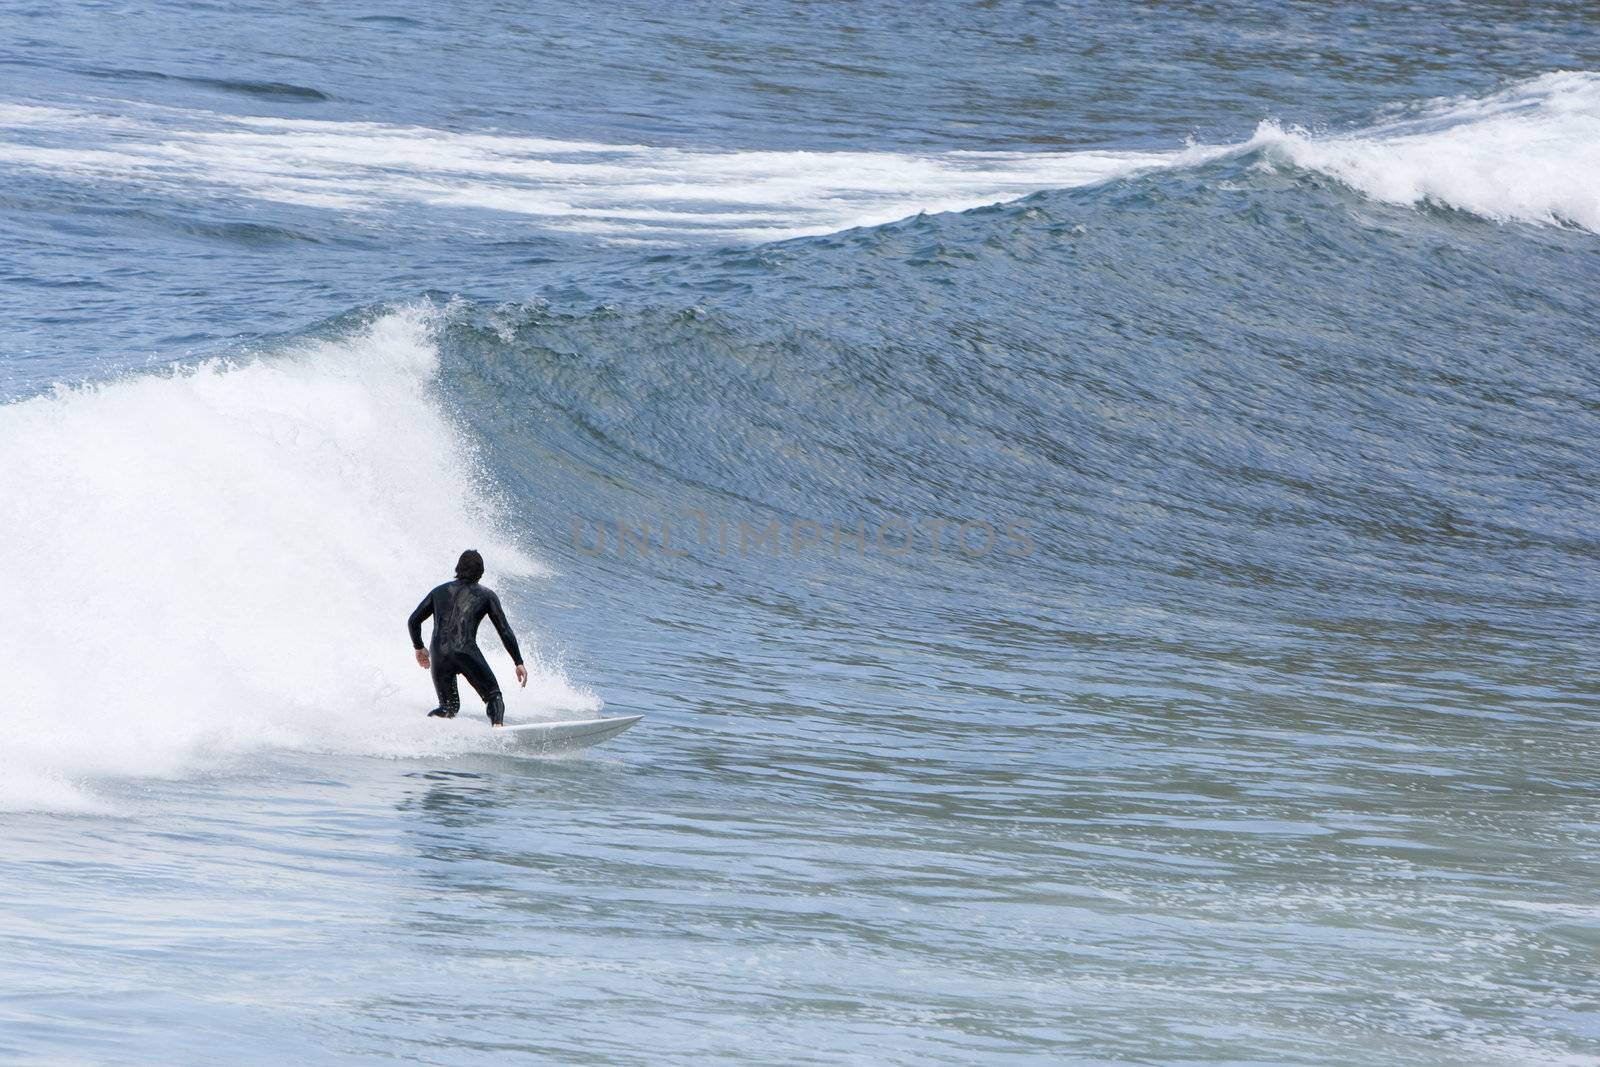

left=0, top=308, right=591, bottom=811
left=432, top=172, right=1600, bottom=633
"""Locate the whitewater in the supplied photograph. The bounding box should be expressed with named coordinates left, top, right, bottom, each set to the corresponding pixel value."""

left=0, top=307, right=594, bottom=812
left=1, top=72, right=1597, bottom=242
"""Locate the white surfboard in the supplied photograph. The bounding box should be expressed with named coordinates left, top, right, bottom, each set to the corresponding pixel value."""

left=490, top=714, right=642, bottom=752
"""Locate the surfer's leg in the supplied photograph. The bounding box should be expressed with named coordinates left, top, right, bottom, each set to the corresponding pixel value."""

left=428, top=654, right=461, bottom=718
left=458, top=649, right=505, bottom=726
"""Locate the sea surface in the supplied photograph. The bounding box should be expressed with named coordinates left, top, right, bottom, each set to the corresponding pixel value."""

left=1, top=3, right=1597, bottom=1064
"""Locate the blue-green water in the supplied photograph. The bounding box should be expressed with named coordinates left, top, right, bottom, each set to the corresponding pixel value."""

left=1, top=3, right=1597, bottom=1063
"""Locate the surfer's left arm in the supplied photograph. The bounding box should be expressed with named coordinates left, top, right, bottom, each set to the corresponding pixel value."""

left=487, top=592, right=528, bottom=687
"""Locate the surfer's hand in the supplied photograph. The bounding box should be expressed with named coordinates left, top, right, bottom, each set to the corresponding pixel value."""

left=516, top=664, right=528, bottom=687
left=415, top=649, right=430, bottom=669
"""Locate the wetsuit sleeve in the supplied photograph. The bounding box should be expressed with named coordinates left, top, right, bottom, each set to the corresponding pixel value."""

left=407, top=592, right=434, bottom=650
left=487, top=592, right=524, bottom=666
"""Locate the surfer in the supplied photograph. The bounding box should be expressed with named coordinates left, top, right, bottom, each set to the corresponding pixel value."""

left=408, top=549, right=528, bottom=726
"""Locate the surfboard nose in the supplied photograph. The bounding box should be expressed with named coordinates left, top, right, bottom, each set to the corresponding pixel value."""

left=493, top=714, right=644, bottom=751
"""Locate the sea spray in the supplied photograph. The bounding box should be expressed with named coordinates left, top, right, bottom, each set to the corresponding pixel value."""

left=0, top=305, right=595, bottom=812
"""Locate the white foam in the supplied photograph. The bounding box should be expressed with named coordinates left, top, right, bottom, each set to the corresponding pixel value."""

left=6, top=73, right=1594, bottom=238
left=1250, top=70, right=1600, bottom=232
left=0, top=307, right=596, bottom=813
left=0, top=99, right=1224, bottom=240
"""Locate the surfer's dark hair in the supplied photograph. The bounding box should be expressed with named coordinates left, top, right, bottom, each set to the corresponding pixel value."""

left=455, top=549, right=485, bottom=583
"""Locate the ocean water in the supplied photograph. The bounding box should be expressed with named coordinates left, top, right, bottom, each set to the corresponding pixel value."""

left=1, top=3, right=1597, bottom=1063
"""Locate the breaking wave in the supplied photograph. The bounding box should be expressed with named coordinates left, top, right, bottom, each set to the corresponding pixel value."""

left=1, top=72, right=1595, bottom=239
left=0, top=307, right=593, bottom=812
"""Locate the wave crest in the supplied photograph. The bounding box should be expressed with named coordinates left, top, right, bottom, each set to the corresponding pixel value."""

left=1250, top=71, right=1600, bottom=232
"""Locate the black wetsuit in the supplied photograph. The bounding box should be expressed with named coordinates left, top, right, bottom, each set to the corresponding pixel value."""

left=408, top=579, right=524, bottom=725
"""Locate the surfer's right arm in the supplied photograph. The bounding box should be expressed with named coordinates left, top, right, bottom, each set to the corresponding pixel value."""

left=408, top=592, right=434, bottom=668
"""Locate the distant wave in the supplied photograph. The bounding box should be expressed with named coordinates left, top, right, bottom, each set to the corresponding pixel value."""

left=0, top=72, right=1594, bottom=240
left=1251, top=71, right=1600, bottom=232
left=74, top=66, right=332, bottom=101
